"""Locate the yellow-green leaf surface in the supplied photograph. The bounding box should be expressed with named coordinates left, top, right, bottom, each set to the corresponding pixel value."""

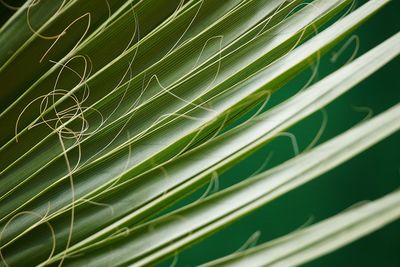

left=0, top=0, right=398, bottom=266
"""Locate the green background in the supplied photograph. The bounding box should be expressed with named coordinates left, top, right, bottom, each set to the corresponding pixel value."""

left=160, top=1, right=400, bottom=266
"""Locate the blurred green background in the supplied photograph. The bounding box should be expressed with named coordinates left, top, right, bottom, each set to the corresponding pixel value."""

left=160, top=0, right=400, bottom=266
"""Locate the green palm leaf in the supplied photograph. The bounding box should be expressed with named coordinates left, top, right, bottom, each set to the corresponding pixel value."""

left=0, top=0, right=398, bottom=266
